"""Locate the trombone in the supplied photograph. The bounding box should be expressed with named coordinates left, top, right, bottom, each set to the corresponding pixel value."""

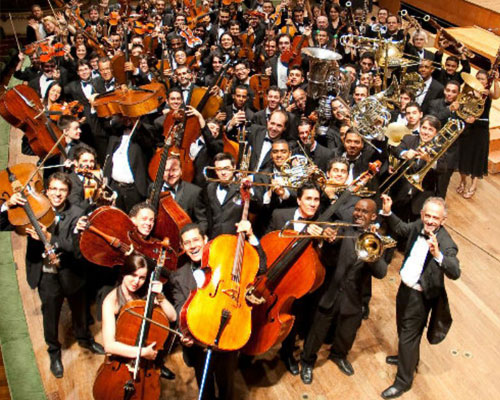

left=279, top=220, right=396, bottom=262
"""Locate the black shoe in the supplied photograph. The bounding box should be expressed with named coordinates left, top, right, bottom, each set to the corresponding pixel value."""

left=282, top=355, right=300, bottom=376
left=50, top=357, right=64, bottom=379
left=79, top=340, right=105, bottom=355
left=362, top=305, right=370, bottom=320
left=330, top=356, right=354, bottom=376
left=386, top=355, right=398, bottom=365
left=300, top=363, right=313, bottom=384
left=160, top=365, right=176, bottom=380
left=381, top=384, right=410, bottom=399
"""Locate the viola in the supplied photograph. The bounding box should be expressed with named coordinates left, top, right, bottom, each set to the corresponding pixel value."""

left=180, top=181, right=259, bottom=351
left=243, top=161, right=382, bottom=355
left=0, top=85, right=68, bottom=158
left=93, top=249, right=170, bottom=400
left=48, top=100, right=84, bottom=121
left=0, top=163, right=59, bottom=267
left=79, top=206, right=178, bottom=272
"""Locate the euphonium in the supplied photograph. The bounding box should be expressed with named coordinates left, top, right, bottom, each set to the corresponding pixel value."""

left=405, top=119, right=465, bottom=191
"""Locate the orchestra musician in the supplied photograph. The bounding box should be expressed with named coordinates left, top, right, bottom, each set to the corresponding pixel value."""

left=380, top=195, right=460, bottom=399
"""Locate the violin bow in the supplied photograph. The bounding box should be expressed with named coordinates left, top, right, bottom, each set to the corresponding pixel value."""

left=8, top=14, right=22, bottom=55
left=124, top=309, right=184, bottom=338
left=46, top=0, right=65, bottom=34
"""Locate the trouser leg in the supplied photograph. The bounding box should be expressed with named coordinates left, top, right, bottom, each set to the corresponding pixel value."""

left=301, top=305, right=337, bottom=366
left=395, top=284, right=430, bottom=389
left=66, top=285, right=91, bottom=343
left=330, top=312, right=363, bottom=359
left=38, top=274, right=64, bottom=357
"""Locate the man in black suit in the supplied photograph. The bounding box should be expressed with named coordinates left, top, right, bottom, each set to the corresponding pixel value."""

left=149, top=155, right=207, bottom=231
left=291, top=119, right=332, bottom=173
left=415, top=58, right=444, bottom=115
left=171, top=222, right=265, bottom=399
left=93, top=57, right=116, bottom=94
left=265, top=182, right=322, bottom=376
left=64, top=59, right=107, bottom=162
left=380, top=195, right=460, bottom=399
left=248, top=109, right=288, bottom=171
left=104, top=116, right=149, bottom=213
left=406, top=31, right=435, bottom=62
left=433, top=53, right=470, bottom=86
left=224, top=85, right=255, bottom=141
left=203, top=153, right=252, bottom=239
left=5, top=173, right=104, bottom=378
left=28, top=60, right=57, bottom=98
left=300, top=199, right=388, bottom=384
left=67, top=144, right=100, bottom=212
left=428, top=80, right=460, bottom=126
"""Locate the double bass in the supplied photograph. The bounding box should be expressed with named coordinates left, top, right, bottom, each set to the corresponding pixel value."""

left=93, top=249, right=170, bottom=400
left=243, top=161, right=381, bottom=355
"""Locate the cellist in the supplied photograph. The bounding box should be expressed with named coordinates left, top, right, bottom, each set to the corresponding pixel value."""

left=171, top=222, right=266, bottom=400
left=101, top=254, right=177, bottom=379
left=1, top=172, right=105, bottom=378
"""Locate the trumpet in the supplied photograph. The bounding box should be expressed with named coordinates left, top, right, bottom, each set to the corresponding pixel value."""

left=279, top=221, right=396, bottom=262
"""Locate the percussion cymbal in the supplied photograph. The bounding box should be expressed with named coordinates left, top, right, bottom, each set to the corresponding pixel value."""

left=385, top=123, right=411, bottom=146
left=301, top=47, right=343, bottom=61
left=461, top=72, right=484, bottom=92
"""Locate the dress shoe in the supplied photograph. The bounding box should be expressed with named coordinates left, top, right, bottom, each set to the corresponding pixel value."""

left=362, top=305, right=370, bottom=320
left=386, top=355, right=398, bottom=365
left=160, top=365, right=176, bottom=380
left=79, top=340, right=105, bottom=355
left=330, top=356, right=354, bottom=376
left=381, top=384, right=409, bottom=399
left=50, top=357, right=64, bottom=379
left=282, top=355, right=300, bottom=375
left=300, top=363, right=313, bottom=385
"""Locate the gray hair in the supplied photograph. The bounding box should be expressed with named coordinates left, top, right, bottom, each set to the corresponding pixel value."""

left=422, top=196, right=447, bottom=217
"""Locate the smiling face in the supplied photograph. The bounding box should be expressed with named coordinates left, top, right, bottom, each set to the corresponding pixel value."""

left=47, top=179, right=69, bottom=209
left=421, top=201, right=446, bottom=234
left=181, top=228, right=207, bottom=263
left=131, top=208, right=155, bottom=237
left=270, top=141, right=290, bottom=167
left=352, top=199, right=377, bottom=229
left=419, top=120, right=438, bottom=143
left=297, top=188, right=320, bottom=219
left=214, top=158, right=235, bottom=182
left=344, top=132, right=364, bottom=158
left=267, top=112, right=287, bottom=139
left=328, top=162, right=348, bottom=185
left=163, top=157, right=182, bottom=187
left=444, top=83, right=459, bottom=103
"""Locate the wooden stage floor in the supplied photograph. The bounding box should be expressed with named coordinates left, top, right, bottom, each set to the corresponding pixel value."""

left=7, top=125, right=500, bottom=399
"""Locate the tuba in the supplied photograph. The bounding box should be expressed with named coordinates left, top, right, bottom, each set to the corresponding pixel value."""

left=301, top=47, right=342, bottom=99
left=456, top=72, right=486, bottom=120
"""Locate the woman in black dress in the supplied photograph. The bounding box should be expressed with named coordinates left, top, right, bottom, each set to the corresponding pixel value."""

left=457, top=69, right=500, bottom=198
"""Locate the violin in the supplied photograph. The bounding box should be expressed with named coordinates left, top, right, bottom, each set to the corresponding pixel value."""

left=38, top=42, right=65, bottom=63
left=74, top=167, right=117, bottom=207
left=48, top=100, right=84, bottom=122
left=180, top=181, right=259, bottom=351
left=0, top=85, right=68, bottom=159
left=0, top=163, right=59, bottom=266
left=243, top=161, right=382, bottom=355
left=280, top=32, right=310, bottom=67
left=79, top=206, right=178, bottom=272
left=93, top=249, right=170, bottom=400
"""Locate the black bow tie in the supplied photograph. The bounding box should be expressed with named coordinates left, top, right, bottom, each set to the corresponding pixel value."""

left=218, top=183, right=230, bottom=190
left=105, top=79, right=114, bottom=88
left=264, top=137, right=272, bottom=143
left=82, top=80, right=92, bottom=87
left=418, top=232, right=430, bottom=240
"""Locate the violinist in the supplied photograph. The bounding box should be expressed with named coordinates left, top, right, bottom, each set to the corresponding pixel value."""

left=67, top=144, right=100, bottom=211
left=26, top=4, right=45, bottom=43
left=208, top=7, right=232, bottom=43
left=4, top=172, right=104, bottom=378
left=268, top=33, right=292, bottom=89
left=191, top=118, right=224, bottom=187
left=28, top=60, right=57, bottom=98
left=299, top=199, right=388, bottom=384
left=171, top=222, right=264, bottom=400
left=101, top=254, right=177, bottom=377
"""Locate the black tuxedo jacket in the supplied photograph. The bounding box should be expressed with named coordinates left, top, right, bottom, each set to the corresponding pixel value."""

left=251, top=109, right=298, bottom=141
left=247, top=124, right=274, bottom=171
left=171, top=261, right=198, bottom=317
left=67, top=171, right=92, bottom=212
left=26, top=203, right=86, bottom=294
left=317, top=226, right=388, bottom=313
left=104, top=135, right=149, bottom=197
left=291, top=141, right=332, bottom=172
left=265, top=207, right=297, bottom=235
left=385, top=213, right=460, bottom=344
left=420, top=78, right=444, bottom=115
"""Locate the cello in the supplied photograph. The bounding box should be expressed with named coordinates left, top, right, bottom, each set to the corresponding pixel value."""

left=93, top=249, right=170, bottom=400
left=147, top=112, right=192, bottom=252
left=0, top=163, right=59, bottom=267
left=0, top=85, right=68, bottom=159
left=243, top=161, right=381, bottom=355
left=180, top=180, right=259, bottom=352
left=79, top=206, right=178, bottom=272
left=148, top=108, right=200, bottom=183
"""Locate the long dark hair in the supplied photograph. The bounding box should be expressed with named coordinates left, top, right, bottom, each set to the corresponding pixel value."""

left=117, top=254, right=150, bottom=307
